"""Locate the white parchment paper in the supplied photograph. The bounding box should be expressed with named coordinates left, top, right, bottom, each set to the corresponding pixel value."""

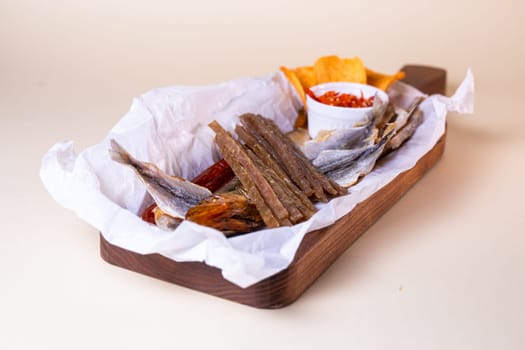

left=40, top=69, right=474, bottom=288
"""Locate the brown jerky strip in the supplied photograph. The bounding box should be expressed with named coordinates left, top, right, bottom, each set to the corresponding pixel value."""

left=209, top=121, right=290, bottom=226
left=236, top=117, right=307, bottom=195
left=243, top=114, right=346, bottom=200
left=236, top=164, right=282, bottom=227
left=216, top=135, right=289, bottom=225
left=216, top=140, right=280, bottom=228
left=247, top=149, right=304, bottom=224
left=240, top=114, right=314, bottom=197
left=242, top=114, right=325, bottom=196
left=257, top=115, right=346, bottom=197
left=235, top=124, right=288, bottom=183
left=240, top=114, right=314, bottom=196
left=235, top=124, right=316, bottom=214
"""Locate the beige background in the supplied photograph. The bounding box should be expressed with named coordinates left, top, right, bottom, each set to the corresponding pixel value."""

left=1, top=0, right=524, bottom=349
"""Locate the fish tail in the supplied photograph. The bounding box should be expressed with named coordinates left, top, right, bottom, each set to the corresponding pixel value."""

left=109, top=139, right=133, bottom=165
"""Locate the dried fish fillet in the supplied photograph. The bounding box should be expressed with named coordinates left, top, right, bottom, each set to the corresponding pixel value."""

left=392, top=96, right=425, bottom=132
left=314, top=146, right=369, bottom=172
left=186, top=193, right=263, bottom=235
left=325, top=126, right=395, bottom=187
left=302, top=124, right=371, bottom=160
left=153, top=207, right=183, bottom=231
left=109, top=139, right=212, bottom=219
left=385, top=109, right=424, bottom=153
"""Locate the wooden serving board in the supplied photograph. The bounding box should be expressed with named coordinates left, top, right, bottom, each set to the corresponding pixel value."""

left=100, top=65, right=447, bottom=309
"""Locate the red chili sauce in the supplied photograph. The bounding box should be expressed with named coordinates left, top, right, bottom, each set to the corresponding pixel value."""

left=307, top=89, right=374, bottom=108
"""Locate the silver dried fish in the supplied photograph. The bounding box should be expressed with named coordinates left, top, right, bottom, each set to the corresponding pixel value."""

left=385, top=109, right=424, bottom=153
left=313, top=146, right=369, bottom=171
left=302, top=122, right=372, bottom=160
left=109, top=139, right=212, bottom=219
left=324, top=126, right=395, bottom=188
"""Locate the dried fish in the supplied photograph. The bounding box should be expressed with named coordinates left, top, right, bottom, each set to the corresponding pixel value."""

left=186, top=193, right=263, bottom=235
left=314, top=146, right=370, bottom=172
left=302, top=124, right=372, bottom=160
left=109, top=139, right=212, bottom=219
left=391, top=96, right=425, bottom=132
left=324, top=126, right=395, bottom=187
left=153, top=207, right=183, bottom=231
left=371, top=91, right=390, bottom=124
left=287, top=128, right=310, bottom=147
left=385, top=109, right=424, bottom=153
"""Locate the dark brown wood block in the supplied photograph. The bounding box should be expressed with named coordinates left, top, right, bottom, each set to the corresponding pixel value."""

left=401, top=65, right=447, bottom=95
left=100, top=65, right=448, bottom=308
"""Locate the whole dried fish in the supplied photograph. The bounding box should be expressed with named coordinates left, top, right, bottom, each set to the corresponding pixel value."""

left=109, top=139, right=212, bottom=219
left=314, top=146, right=369, bottom=171
left=324, top=126, right=395, bottom=187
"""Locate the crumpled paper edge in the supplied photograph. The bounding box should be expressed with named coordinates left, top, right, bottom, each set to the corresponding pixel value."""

left=40, top=69, right=474, bottom=288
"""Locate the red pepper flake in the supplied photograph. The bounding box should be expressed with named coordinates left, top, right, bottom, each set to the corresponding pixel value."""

left=307, top=88, right=374, bottom=108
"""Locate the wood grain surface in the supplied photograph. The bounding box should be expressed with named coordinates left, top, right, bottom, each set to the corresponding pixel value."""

left=100, top=65, right=447, bottom=309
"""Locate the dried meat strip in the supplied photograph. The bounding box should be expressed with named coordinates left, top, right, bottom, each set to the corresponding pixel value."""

left=216, top=141, right=280, bottom=228
left=247, top=149, right=304, bottom=224
left=209, top=121, right=290, bottom=227
left=241, top=114, right=347, bottom=201
left=235, top=118, right=300, bottom=194
left=257, top=115, right=346, bottom=197
left=240, top=114, right=314, bottom=197
left=235, top=124, right=316, bottom=214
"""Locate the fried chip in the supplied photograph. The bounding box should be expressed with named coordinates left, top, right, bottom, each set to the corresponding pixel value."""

left=366, top=68, right=406, bottom=91
left=294, top=66, right=317, bottom=89
left=280, top=66, right=306, bottom=105
left=313, top=56, right=367, bottom=85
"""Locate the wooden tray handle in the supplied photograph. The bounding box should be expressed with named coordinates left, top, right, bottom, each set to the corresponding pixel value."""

left=400, top=65, right=447, bottom=95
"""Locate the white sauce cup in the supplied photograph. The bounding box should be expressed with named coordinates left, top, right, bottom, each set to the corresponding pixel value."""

left=306, top=82, right=388, bottom=138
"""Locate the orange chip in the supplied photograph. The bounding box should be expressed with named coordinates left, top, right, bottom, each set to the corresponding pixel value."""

left=313, top=55, right=367, bottom=84
left=365, top=68, right=406, bottom=91
left=341, top=57, right=367, bottom=83
left=294, top=66, right=317, bottom=90
left=280, top=66, right=306, bottom=105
